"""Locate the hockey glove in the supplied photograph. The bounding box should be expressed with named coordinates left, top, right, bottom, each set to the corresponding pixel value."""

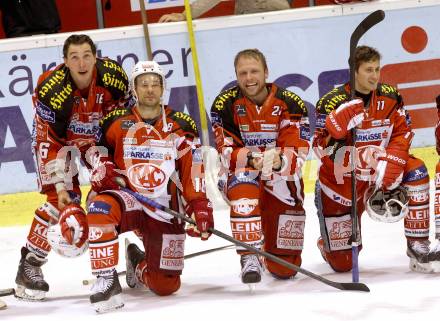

left=325, top=99, right=365, bottom=140
left=185, top=199, right=214, bottom=241
left=59, top=203, right=88, bottom=248
left=376, top=150, right=408, bottom=190
left=90, top=160, right=125, bottom=193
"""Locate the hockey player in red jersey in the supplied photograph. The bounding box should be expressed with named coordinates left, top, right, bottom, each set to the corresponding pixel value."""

left=314, top=46, right=433, bottom=273
left=14, top=34, right=132, bottom=301
left=83, top=61, right=214, bottom=312
left=210, top=49, right=310, bottom=284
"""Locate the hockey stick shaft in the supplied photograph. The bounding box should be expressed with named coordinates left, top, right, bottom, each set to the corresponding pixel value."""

left=123, top=188, right=369, bottom=292
left=139, top=0, right=153, bottom=60
left=0, top=288, right=14, bottom=297
left=82, top=244, right=234, bottom=285
left=349, top=10, right=385, bottom=283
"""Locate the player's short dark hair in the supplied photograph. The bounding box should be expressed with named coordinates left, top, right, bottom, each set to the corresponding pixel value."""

left=353, top=46, right=381, bottom=71
left=234, top=49, right=268, bottom=72
left=63, top=34, right=97, bottom=58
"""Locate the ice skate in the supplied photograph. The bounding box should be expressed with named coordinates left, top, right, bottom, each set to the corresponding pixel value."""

left=90, top=269, right=124, bottom=313
left=428, top=239, right=440, bottom=272
left=407, top=239, right=432, bottom=273
left=15, top=247, right=49, bottom=301
left=125, top=239, right=145, bottom=289
left=240, top=254, right=263, bottom=290
left=0, top=298, right=6, bottom=310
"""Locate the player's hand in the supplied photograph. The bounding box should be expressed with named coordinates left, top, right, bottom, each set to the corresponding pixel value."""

left=185, top=199, right=214, bottom=240
left=90, top=160, right=125, bottom=193
left=59, top=203, right=88, bottom=248
left=376, top=151, right=407, bottom=190
left=57, top=190, right=72, bottom=210
left=250, top=150, right=282, bottom=174
left=325, top=99, right=365, bottom=139
left=158, top=13, right=185, bottom=23
left=248, top=152, right=263, bottom=170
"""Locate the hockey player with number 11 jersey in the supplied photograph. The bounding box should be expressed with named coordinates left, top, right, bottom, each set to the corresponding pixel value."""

left=313, top=45, right=437, bottom=273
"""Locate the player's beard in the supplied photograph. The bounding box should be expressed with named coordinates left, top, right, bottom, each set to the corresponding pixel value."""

left=241, top=82, right=268, bottom=104
left=139, top=95, right=160, bottom=109
left=138, top=96, right=162, bottom=116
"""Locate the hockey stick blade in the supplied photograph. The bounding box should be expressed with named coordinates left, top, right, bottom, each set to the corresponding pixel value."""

left=349, top=10, right=385, bottom=90
left=0, top=288, right=15, bottom=297
left=336, top=282, right=370, bottom=292
left=123, top=188, right=370, bottom=292
left=350, top=10, right=385, bottom=50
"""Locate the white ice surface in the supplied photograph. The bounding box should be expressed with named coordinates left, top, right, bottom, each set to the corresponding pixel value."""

left=1, top=193, right=439, bottom=320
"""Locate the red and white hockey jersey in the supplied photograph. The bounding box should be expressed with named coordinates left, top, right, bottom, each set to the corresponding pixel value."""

left=97, top=106, right=206, bottom=220
left=32, top=58, right=132, bottom=192
left=210, top=83, right=310, bottom=177
left=314, top=82, right=413, bottom=185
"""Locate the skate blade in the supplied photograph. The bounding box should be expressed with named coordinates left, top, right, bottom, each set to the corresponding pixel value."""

left=93, top=294, right=124, bottom=313
left=409, top=258, right=433, bottom=274
left=247, top=284, right=256, bottom=292
left=0, top=299, right=6, bottom=310
left=14, top=285, right=46, bottom=301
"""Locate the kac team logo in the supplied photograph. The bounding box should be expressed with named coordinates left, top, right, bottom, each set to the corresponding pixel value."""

left=127, top=163, right=166, bottom=190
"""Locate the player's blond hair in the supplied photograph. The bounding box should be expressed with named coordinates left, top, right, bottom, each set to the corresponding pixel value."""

left=234, top=49, right=268, bottom=72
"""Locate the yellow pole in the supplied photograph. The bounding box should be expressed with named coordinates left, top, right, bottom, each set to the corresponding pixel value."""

left=183, top=0, right=210, bottom=146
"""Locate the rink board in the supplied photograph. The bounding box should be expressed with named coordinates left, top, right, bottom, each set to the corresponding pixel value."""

left=0, top=0, right=439, bottom=194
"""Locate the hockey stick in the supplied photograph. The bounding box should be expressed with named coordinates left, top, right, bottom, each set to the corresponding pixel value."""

left=123, top=188, right=370, bottom=292
left=138, top=0, right=153, bottom=60
left=348, top=10, right=385, bottom=283
left=82, top=244, right=234, bottom=285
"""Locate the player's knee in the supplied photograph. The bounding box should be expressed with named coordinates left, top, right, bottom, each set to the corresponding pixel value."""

left=87, top=194, right=120, bottom=225
left=227, top=173, right=260, bottom=201
left=265, top=254, right=301, bottom=279
left=324, top=250, right=353, bottom=273
left=144, top=271, right=181, bottom=296
left=404, top=158, right=429, bottom=184
left=35, top=202, right=58, bottom=222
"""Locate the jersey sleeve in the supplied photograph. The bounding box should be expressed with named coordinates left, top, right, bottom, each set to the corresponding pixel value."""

left=312, top=87, right=350, bottom=159
left=275, top=89, right=311, bottom=175
left=210, top=88, right=249, bottom=172
left=383, top=89, right=412, bottom=159
left=32, top=70, right=73, bottom=192
left=96, top=58, right=135, bottom=115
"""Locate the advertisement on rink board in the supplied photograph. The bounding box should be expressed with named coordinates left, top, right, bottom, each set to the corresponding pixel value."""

left=0, top=2, right=439, bottom=194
